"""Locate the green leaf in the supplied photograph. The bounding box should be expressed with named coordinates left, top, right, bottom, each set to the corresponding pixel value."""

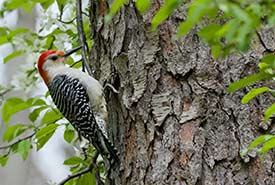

left=44, top=35, right=55, bottom=50
left=31, top=98, right=46, bottom=106
left=56, top=0, right=67, bottom=12
left=40, top=0, right=55, bottom=10
left=240, top=148, right=249, bottom=157
left=177, top=20, right=194, bottom=37
left=3, top=50, right=25, bottom=64
left=247, top=135, right=274, bottom=150
left=0, top=27, right=9, bottom=36
left=247, top=3, right=262, bottom=17
left=261, top=137, right=275, bottom=155
left=135, top=0, right=151, bottom=14
left=17, top=140, right=32, bottom=160
left=216, top=19, right=239, bottom=41
left=230, top=3, right=251, bottom=22
left=8, top=28, right=29, bottom=39
left=64, top=125, right=75, bottom=143
left=2, top=98, right=34, bottom=124
left=177, top=0, right=213, bottom=37
left=36, top=123, right=59, bottom=150
left=264, top=103, right=275, bottom=121
left=4, top=0, right=27, bottom=10
left=108, top=0, right=127, bottom=19
left=4, top=0, right=35, bottom=13
left=190, top=0, right=213, bottom=19
left=45, top=91, right=51, bottom=98
left=236, top=23, right=251, bottom=51
left=41, top=109, right=62, bottom=124
left=3, top=124, right=27, bottom=142
left=76, top=172, right=96, bottom=185
left=211, top=44, right=222, bottom=59
left=0, top=156, right=8, bottom=167
left=227, top=71, right=270, bottom=93
left=198, top=23, right=221, bottom=42
left=151, top=0, right=181, bottom=31
left=26, top=96, right=47, bottom=106
left=31, top=0, right=48, bottom=2
left=259, top=54, right=275, bottom=70
left=241, top=87, right=270, bottom=104
left=29, top=106, right=47, bottom=122
left=63, top=156, right=83, bottom=165
left=0, top=36, right=9, bottom=45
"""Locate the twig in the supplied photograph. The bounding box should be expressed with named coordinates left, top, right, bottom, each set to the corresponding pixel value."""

left=82, top=11, right=89, bottom=18
left=58, top=151, right=99, bottom=185
left=58, top=17, right=76, bottom=24
left=76, top=0, right=93, bottom=76
left=0, top=132, right=35, bottom=150
left=27, top=68, right=37, bottom=77
left=57, top=5, right=76, bottom=24
left=0, top=89, right=11, bottom=97
left=70, top=59, right=82, bottom=68
left=2, top=148, right=11, bottom=157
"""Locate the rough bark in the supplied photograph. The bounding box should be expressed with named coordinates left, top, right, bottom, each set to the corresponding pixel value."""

left=89, top=1, right=275, bottom=184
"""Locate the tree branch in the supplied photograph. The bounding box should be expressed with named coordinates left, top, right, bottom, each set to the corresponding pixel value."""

left=58, top=151, right=100, bottom=185
left=57, top=5, right=76, bottom=24
left=58, top=17, right=76, bottom=24
left=76, top=0, right=93, bottom=76
left=0, top=89, right=11, bottom=97
left=0, top=132, right=35, bottom=150
left=0, top=86, right=13, bottom=97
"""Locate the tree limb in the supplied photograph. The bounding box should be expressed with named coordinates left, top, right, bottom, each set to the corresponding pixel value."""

left=76, top=0, right=93, bottom=76
left=58, top=151, right=100, bottom=185
left=0, top=86, right=13, bottom=97
left=0, top=132, right=35, bottom=150
left=58, top=17, right=76, bottom=24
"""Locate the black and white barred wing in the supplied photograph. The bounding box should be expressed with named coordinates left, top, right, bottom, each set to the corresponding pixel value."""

left=48, top=75, right=119, bottom=162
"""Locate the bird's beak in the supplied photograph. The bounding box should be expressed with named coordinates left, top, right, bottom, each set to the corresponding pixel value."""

left=62, top=46, right=82, bottom=57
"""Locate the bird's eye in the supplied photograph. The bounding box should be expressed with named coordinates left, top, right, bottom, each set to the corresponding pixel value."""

left=50, top=55, right=58, bottom=61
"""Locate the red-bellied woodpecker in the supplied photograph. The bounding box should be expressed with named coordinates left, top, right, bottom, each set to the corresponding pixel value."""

left=37, top=46, right=119, bottom=163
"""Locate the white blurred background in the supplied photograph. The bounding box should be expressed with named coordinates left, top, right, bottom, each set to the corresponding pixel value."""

left=0, top=1, right=82, bottom=184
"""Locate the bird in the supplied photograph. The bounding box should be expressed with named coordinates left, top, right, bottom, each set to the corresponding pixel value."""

left=37, top=46, right=119, bottom=164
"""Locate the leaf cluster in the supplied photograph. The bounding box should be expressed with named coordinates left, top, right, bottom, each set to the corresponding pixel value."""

left=0, top=92, right=101, bottom=184
left=228, top=54, right=275, bottom=159
left=1, top=93, right=63, bottom=163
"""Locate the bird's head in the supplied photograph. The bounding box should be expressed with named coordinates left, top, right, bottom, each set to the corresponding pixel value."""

left=37, top=46, right=82, bottom=85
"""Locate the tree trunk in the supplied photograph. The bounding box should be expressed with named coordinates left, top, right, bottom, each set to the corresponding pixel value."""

left=89, top=1, right=275, bottom=184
